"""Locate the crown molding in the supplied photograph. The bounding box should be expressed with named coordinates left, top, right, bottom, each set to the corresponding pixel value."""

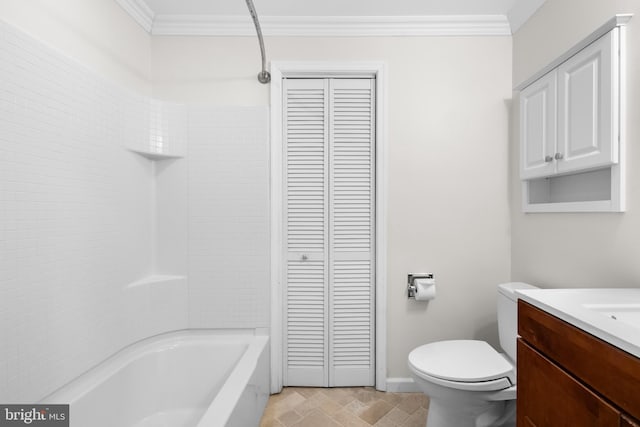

left=149, top=14, right=511, bottom=37
left=115, top=0, right=155, bottom=33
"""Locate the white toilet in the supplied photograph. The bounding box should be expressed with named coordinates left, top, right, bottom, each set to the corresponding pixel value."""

left=408, top=282, right=538, bottom=427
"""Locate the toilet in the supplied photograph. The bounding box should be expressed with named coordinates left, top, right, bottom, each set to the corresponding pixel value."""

left=408, top=282, right=538, bottom=427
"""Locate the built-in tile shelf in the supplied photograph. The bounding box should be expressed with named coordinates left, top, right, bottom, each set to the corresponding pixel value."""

left=125, top=99, right=188, bottom=160
left=126, top=274, right=187, bottom=289
left=128, top=148, right=183, bottom=161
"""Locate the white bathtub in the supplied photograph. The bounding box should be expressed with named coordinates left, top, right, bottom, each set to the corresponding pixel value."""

left=41, top=331, right=270, bottom=427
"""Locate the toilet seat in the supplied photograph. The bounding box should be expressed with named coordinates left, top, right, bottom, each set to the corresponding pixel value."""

left=408, top=340, right=515, bottom=392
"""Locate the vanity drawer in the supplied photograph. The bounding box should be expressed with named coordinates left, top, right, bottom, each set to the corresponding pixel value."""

left=518, top=300, right=640, bottom=421
left=517, top=339, right=620, bottom=426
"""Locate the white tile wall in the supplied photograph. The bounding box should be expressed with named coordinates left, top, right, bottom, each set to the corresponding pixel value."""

left=148, top=100, right=188, bottom=156
left=0, top=20, right=270, bottom=403
left=0, top=21, right=187, bottom=402
left=187, top=106, right=270, bottom=328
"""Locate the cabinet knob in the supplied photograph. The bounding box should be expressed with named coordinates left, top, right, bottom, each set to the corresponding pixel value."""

left=544, top=155, right=554, bottom=163
left=554, top=152, right=564, bottom=160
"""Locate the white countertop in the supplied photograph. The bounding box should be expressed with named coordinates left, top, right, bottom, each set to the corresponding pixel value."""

left=516, top=288, right=640, bottom=359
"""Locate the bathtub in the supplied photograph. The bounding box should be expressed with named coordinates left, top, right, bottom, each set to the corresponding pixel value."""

left=41, top=331, right=270, bottom=427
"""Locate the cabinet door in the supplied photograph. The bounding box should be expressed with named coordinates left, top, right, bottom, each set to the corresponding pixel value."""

left=517, top=339, right=620, bottom=427
left=519, top=70, right=557, bottom=179
left=556, top=29, right=619, bottom=174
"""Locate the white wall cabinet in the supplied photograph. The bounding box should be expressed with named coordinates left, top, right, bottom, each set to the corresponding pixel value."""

left=517, top=16, right=629, bottom=213
left=520, top=30, right=618, bottom=180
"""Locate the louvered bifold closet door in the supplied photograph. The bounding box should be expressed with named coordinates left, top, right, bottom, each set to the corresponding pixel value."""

left=284, top=78, right=329, bottom=386
left=284, top=77, right=375, bottom=387
left=328, top=79, right=375, bottom=386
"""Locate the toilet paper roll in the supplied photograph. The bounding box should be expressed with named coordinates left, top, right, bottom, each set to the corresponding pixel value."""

left=414, top=278, right=436, bottom=301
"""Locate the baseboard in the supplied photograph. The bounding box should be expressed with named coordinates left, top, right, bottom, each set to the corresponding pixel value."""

left=386, top=377, right=420, bottom=393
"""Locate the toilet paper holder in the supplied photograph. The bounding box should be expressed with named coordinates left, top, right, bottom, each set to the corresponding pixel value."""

left=408, top=273, right=434, bottom=298
left=407, top=273, right=433, bottom=298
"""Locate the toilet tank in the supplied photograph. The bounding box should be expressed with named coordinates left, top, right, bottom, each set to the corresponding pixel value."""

left=497, top=282, right=538, bottom=362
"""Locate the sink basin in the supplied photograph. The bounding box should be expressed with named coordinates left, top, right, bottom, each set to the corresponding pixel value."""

left=516, top=288, right=640, bottom=359
left=583, top=303, right=640, bottom=328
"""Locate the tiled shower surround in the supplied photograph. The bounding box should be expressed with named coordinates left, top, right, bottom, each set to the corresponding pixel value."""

left=187, top=106, right=269, bottom=328
left=0, top=20, right=269, bottom=402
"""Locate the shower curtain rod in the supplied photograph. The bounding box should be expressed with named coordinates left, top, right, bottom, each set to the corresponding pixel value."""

left=244, top=0, right=271, bottom=84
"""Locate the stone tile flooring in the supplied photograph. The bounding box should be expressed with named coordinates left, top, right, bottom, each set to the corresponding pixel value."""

left=259, top=387, right=429, bottom=427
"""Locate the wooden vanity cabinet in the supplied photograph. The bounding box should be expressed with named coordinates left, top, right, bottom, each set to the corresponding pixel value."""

left=622, top=415, right=640, bottom=427
left=517, top=301, right=640, bottom=427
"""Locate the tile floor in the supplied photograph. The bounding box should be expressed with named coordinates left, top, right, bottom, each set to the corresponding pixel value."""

left=259, top=387, right=429, bottom=427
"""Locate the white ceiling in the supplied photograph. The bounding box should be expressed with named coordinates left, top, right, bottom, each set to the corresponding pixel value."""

left=145, top=0, right=521, bottom=17
left=120, top=0, right=546, bottom=35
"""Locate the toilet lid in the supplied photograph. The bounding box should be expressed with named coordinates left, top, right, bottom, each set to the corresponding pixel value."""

left=408, top=340, right=514, bottom=383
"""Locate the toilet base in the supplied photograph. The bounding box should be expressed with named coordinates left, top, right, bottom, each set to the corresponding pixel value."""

left=426, top=396, right=513, bottom=427
left=410, top=373, right=516, bottom=427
